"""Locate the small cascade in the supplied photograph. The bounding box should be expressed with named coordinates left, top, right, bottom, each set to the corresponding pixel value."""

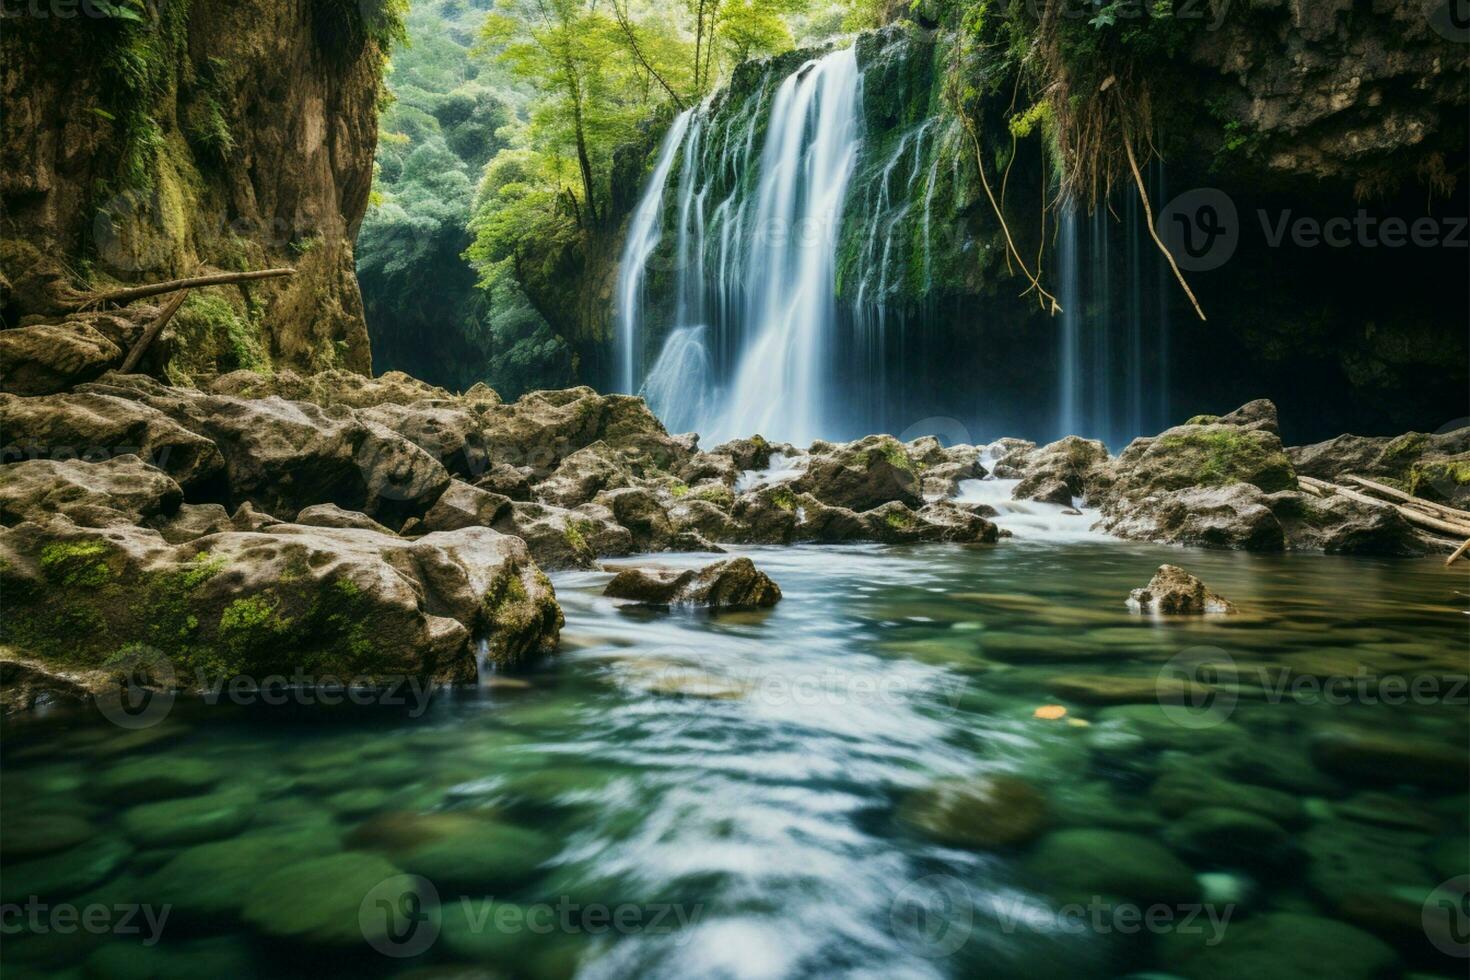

left=615, top=110, right=694, bottom=394
left=952, top=445, right=1106, bottom=543
left=475, top=636, right=493, bottom=687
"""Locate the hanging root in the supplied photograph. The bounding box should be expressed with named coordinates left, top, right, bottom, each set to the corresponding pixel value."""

left=962, top=114, right=1062, bottom=316
left=1119, top=120, right=1207, bottom=322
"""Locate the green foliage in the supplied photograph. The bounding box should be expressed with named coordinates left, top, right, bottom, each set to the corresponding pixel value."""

left=168, top=290, right=271, bottom=381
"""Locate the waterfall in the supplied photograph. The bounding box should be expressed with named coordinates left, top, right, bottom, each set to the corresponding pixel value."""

left=621, top=47, right=863, bottom=446
left=1057, top=204, right=1080, bottom=438
left=715, top=47, right=862, bottom=445
left=615, top=110, right=694, bottom=394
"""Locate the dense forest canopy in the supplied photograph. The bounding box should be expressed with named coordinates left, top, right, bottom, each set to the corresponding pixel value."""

left=360, top=0, right=858, bottom=397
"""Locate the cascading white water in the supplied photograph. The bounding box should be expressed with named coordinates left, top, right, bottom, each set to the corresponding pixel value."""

left=1057, top=203, right=1080, bottom=440
left=621, top=47, right=863, bottom=446
left=641, top=324, right=716, bottom=435
left=714, top=47, right=861, bottom=445
left=615, top=110, right=693, bottom=394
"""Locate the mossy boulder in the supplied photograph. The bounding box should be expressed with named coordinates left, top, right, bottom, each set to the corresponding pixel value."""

left=794, top=435, right=923, bottom=511
left=1099, top=484, right=1287, bottom=551
left=0, top=518, right=562, bottom=684
left=492, top=500, right=633, bottom=570
left=1111, top=421, right=1297, bottom=499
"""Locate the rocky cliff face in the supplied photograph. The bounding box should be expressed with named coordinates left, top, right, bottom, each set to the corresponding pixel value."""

left=0, top=0, right=387, bottom=373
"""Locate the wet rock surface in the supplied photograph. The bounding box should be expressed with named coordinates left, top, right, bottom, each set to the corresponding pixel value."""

left=604, top=557, right=782, bottom=609
left=1128, top=564, right=1236, bottom=615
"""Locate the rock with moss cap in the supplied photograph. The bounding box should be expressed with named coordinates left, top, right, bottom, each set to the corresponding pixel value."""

left=794, top=435, right=923, bottom=511
left=0, top=518, right=561, bottom=686
left=1157, top=912, right=1396, bottom=980
left=1107, top=401, right=1297, bottom=502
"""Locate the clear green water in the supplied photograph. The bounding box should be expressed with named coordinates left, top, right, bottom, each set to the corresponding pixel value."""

left=2, top=541, right=1467, bottom=979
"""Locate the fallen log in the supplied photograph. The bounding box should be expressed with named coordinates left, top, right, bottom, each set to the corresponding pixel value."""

left=1341, top=474, right=1470, bottom=525
left=1299, top=476, right=1470, bottom=540
left=119, top=289, right=190, bottom=374
left=1446, top=538, right=1470, bottom=567
left=85, top=268, right=295, bottom=308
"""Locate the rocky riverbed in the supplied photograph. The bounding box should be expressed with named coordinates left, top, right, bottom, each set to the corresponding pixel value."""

left=1, top=366, right=1466, bottom=711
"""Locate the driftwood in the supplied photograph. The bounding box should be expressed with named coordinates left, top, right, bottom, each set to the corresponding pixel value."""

left=119, top=289, right=190, bottom=373
left=1341, top=474, right=1470, bottom=525
left=1445, top=538, right=1470, bottom=567
left=86, top=268, right=295, bottom=308
left=1299, top=475, right=1470, bottom=540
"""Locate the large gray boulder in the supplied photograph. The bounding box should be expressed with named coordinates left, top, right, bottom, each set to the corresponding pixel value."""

left=533, top=441, right=635, bottom=508
left=1098, top=484, right=1286, bottom=551
left=492, top=500, right=633, bottom=570
left=0, top=391, right=226, bottom=491
left=0, top=455, right=182, bottom=527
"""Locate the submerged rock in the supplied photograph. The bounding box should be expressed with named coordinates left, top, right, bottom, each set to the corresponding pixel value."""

left=1026, top=828, right=1198, bottom=905
left=1157, top=912, right=1396, bottom=980
left=243, top=851, right=411, bottom=946
left=604, top=557, right=781, bottom=609
left=1128, top=564, right=1235, bottom=614
left=900, top=774, right=1049, bottom=848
